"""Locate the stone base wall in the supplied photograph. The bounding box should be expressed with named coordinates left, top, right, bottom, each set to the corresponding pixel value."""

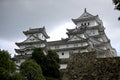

left=62, top=52, right=120, bottom=80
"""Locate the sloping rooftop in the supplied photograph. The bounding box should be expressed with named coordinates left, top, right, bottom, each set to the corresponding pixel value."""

left=23, top=27, right=44, bottom=34
left=15, top=40, right=46, bottom=46
left=23, top=27, right=50, bottom=38
left=78, top=8, right=95, bottom=19
left=72, top=8, right=98, bottom=24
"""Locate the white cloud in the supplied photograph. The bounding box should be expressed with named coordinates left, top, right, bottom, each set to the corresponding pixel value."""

left=0, top=39, right=17, bottom=57
left=48, top=21, right=75, bottom=41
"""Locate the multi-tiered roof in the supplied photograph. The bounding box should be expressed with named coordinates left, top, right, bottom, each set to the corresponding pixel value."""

left=14, top=9, right=117, bottom=68
left=15, top=27, right=49, bottom=54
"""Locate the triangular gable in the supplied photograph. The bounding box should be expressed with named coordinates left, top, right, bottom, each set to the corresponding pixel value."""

left=76, top=34, right=86, bottom=39
left=68, top=28, right=86, bottom=41
left=68, top=35, right=83, bottom=41
left=71, top=28, right=81, bottom=33
left=73, top=29, right=78, bottom=33
left=23, top=34, right=41, bottom=42
left=78, top=12, right=94, bottom=19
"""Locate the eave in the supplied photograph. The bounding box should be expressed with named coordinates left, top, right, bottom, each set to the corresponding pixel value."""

left=52, top=45, right=89, bottom=52
left=13, top=54, right=32, bottom=60
left=48, top=39, right=88, bottom=46
left=15, top=40, right=46, bottom=46
left=72, top=16, right=97, bottom=25
left=23, top=27, right=50, bottom=39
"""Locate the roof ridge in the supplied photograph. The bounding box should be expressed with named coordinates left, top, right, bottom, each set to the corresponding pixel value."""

left=78, top=9, right=95, bottom=19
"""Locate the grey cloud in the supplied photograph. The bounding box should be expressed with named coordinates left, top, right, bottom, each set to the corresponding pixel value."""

left=0, top=0, right=120, bottom=55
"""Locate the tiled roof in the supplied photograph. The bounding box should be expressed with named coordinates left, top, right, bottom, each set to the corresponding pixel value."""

left=23, top=27, right=44, bottom=34
left=23, top=27, right=50, bottom=38
left=72, top=9, right=98, bottom=25
left=66, top=28, right=85, bottom=35
left=15, top=40, right=46, bottom=46
left=52, top=45, right=89, bottom=51
left=13, top=54, right=32, bottom=60
left=48, top=38, right=88, bottom=46
left=78, top=8, right=95, bottom=19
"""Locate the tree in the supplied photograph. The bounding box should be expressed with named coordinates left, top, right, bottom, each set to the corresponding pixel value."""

left=20, top=59, right=45, bottom=80
left=47, top=50, right=60, bottom=63
left=10, top=72, right=26, bottom=80
left=0, top=50, right=16, bottom=72
left=31, top=48, right=60, bottom=79
left=0, top=50, right=16, bottom=80
left=0, top=49, right=26, bottom=80
left=0, top=67, right=10, bottom=80
left=112, top=0, right=120, bottom=20
left=31, top=48, right=47, bottom=76
left=46, top=50, right=60, bottom=78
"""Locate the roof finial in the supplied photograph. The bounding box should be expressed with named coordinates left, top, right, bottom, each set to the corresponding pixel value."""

left=84, top=8, right=87, bottom=13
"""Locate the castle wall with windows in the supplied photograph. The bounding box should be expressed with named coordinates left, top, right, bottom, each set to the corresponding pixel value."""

left=14, top=9, right=116, bottom=69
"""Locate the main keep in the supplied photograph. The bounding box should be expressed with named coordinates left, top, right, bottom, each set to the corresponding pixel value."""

left=14, top=9, right=116, bottom=69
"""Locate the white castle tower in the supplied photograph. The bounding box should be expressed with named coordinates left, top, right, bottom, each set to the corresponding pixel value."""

left=71, top=9, right=116, bottom=57
left=14, top=27, right=49, bottom=67
left=14, top=9, right=116, bottom=69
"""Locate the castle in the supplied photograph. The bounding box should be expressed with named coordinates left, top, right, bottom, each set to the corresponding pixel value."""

left=14, top=9, right=116, bottom=69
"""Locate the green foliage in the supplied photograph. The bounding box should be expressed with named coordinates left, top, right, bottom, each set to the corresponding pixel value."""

left=20, top=59, right=45, bottom=80
left=0, top=50, right=16, bottom=80
left=31, top=48, right=47, bottom=67
left=0, top=49, right=27, bottom=80
left=45, top=77, right=59, bottom=80
left=46, top=50, right=60, bottom=78
left=47, top=50, right=60, bottom=63
left=31, top=48, right=47, bottom=76
left=31, top=48, right=60, bottom=79
left=0, top=67, right=10, bottom=80
left=0, top=50, right=16, bottom=72
left=10, top=72, right=26, bottom=80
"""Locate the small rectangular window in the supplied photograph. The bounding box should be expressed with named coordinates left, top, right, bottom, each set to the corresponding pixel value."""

left=81, top=23, right=83, bottom=26
left=88, top=22, right=90, bottom=25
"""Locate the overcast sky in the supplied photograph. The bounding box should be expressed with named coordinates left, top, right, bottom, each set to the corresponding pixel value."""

left=0, top=0, right=120, bottom=56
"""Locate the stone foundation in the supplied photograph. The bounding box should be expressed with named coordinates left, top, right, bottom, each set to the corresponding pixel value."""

left=62, top=52, right=120, bottom=80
